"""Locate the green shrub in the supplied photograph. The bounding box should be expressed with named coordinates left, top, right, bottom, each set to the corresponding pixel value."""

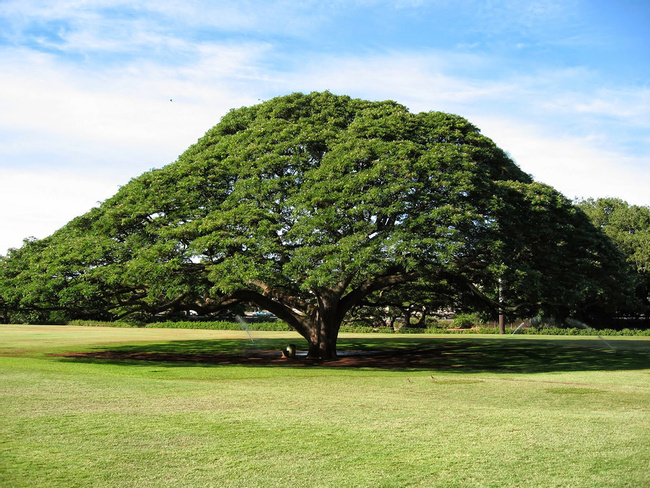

left=66, top=319, right=290, bottom=331
left=65, top=318, right=650, bottom=336
left=475, top=326, right=500, bottom=334
left=395, top=326, right=428, bottom=334
left=515, top=326, right=650, bottom=337
left=340, top=324, right=394, bottom=333
left=67, top=319, right=144, bottom=328
left=451, top=313, right=480, bottom=329
left=424, top=316, right=440, bottom=328
left=145, top=320, right=291, bottom=331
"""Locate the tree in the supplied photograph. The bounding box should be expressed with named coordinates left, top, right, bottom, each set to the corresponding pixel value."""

left=578, top=198, right=650, bottom=320
left=487, top=184, right=637, bottom=326
left=0, top=92, right=632, bottom=356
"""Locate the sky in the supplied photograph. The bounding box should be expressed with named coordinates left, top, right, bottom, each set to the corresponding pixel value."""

left=1, top=0, right=649, bottom=255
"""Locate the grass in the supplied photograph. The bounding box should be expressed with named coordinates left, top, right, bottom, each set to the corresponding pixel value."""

left=1, top=325, right=649, bottom=487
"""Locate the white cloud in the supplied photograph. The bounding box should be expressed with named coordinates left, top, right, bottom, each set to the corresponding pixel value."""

left=572, top=89, right=650, bottom=126
left=472, top=116, right=650, bottom=206
left=0, top=169, right=120, bottom=254
left=0, top=44, right=268, bottom=172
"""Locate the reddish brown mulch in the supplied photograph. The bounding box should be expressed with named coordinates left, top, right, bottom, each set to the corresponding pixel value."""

left=55, top=348, right=443, bottom=368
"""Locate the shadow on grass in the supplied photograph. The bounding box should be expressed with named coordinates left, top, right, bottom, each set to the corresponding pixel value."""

left=52, top=336, right=650, bottom=373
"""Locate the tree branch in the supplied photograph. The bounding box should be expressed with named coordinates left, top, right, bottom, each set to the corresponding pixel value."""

left=339, top=271, right=420, bottom=319
left=232, top=288, right=311, bottom=338
left=248, top=280, right=313, bottom=314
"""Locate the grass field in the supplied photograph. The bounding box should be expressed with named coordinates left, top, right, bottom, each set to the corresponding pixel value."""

left=1, top=325, right=649, bottom=487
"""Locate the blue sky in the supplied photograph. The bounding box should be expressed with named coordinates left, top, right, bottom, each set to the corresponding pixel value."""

left=1, top=0, right=648, bottom=254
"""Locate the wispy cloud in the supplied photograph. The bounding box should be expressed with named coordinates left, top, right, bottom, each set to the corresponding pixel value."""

left=569, top=88, right=650, bottom=125
left=0, top=0, right=326, bottom=53
left=0, top=40, right=270, bottom=167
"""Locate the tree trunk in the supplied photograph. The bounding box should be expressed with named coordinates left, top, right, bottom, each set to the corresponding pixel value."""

left=389, top=315, right=397, bottom=331
left=306, top=320, right=340, bottom=359
left=416, top=308, right=427, bottom=328
left=233, top=287, right=344, bottom=360
left=304, top=292, right=342, bottom=359
left=498, top=277, right=505, bottom=334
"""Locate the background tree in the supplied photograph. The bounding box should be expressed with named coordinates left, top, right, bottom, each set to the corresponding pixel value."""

left=578, top=198, right=650, bottom=322
left=345, top=280, right=459, bottom=330
left=490, top=184, right=637, bottom=326
left=0, top=92, right=633, bottom=356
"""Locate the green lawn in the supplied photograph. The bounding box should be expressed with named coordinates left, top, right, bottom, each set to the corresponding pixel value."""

left=1, top=325, right=649, bottom=487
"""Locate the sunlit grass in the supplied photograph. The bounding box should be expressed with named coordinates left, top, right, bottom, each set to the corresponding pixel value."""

left=1, top=325, right=649, bottom=487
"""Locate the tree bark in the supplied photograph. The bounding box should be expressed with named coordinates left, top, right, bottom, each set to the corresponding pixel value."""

left=304, top=291, right=342, bottom=359
left=306, top=318, right=340, bottom=359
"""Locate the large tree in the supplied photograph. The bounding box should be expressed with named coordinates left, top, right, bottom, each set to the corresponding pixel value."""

left=578, top=198, right=650, bottom=319
left=0, top=92, right=632, bottom=356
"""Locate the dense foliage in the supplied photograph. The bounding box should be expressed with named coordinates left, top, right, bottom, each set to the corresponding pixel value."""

left=578, top=198, right=650, bottom=321
left=0, top=92, right=636, bottom=356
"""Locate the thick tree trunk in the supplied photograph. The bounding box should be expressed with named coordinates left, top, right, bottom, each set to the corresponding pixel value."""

left=304, top=292, right=342, bottom=359
left=306, top=320, right=340, bottom=359
left=232, top=287, right=343, bottom=359
left=241, top=275, right=420, bottom=360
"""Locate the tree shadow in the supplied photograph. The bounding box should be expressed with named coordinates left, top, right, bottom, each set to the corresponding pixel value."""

left=52, top=336, right=650, bottom=373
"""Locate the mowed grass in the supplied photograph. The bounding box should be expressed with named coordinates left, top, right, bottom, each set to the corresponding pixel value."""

left=1, top=325, right=649, bottom=487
